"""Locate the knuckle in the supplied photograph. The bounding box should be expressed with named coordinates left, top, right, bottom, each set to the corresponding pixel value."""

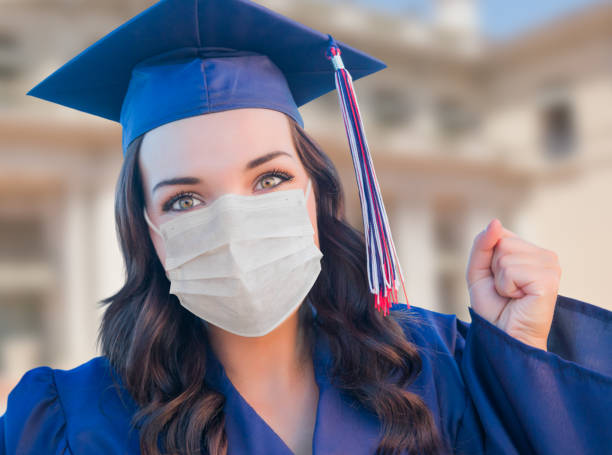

left=496, top=253, right=511, bottom=270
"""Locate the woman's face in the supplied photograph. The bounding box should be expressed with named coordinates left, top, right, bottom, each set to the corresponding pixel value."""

left=139, top=108, right=319, bottom=266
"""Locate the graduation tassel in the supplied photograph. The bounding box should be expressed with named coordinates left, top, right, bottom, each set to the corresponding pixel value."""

left=325, top=35, right=410, bottom=315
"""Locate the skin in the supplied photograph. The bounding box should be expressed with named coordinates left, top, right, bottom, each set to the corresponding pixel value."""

left=138, top=107, right=562, bottom=452
left=140, top=108, right=319, bottom=455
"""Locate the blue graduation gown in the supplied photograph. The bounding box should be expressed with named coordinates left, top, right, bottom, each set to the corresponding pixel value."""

left=1, top=293, right=611, bottom=454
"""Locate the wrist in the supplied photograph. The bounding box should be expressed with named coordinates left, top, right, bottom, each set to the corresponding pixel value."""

left=507, top=332, right=548, bottom=351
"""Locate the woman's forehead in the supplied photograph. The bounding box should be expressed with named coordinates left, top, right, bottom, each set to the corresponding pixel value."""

left=143, top=108, right=293, bottom=151
left=139, top=109, right=298, bottom=182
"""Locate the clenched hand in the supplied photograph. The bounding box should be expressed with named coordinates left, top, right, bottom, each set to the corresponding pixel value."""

left=466, top=219, right=562, bottom=350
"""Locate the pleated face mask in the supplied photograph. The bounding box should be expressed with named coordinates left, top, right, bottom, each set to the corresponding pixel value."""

left=143, top=178, right=323, bottom=337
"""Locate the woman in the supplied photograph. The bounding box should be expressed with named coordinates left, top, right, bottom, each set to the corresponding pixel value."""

left=2, top=1, right=611, bottom=454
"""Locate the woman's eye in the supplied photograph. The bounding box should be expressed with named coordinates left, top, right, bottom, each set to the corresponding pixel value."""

left=255, top=172, right=292, bottom=191
left=170, top=194, right=202, bottom=211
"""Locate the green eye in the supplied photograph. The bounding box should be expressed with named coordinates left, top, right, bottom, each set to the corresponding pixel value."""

left=258, top=175, right=283, bottom=189
left=164, top=192, right=203, bottom=212
left=255, top=169, right=293, bottom=191
left=173, top=196, right=199, bottom=210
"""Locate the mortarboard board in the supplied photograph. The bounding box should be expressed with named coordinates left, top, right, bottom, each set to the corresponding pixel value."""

left=26, top=0, right=410, bottom=314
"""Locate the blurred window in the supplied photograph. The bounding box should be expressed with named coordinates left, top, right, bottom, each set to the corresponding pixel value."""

left=0, top=216, right=49, bottom=376
left=541, top=101, right=576, bottom=158
left=435, top=97, right=480, bottom=139
left=0, top=293, right=44, bottom=369
left=371, top=87, right=415, bottom=128
left=0, top=30, right=20, bottom=81
left=0, top=217, right=46, bottom=261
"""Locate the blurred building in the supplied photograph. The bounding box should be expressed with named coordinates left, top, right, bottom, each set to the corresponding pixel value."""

left=1, top=0, right=611, bottom=412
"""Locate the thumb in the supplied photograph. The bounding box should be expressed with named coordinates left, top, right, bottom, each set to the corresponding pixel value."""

left=466, top=218, right=503, bottom=286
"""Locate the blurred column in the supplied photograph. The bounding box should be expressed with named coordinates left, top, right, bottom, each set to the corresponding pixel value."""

left=91, top=178, right=124, bottom=353
left=391, top=198, right=439, bottom=312
left=58, top=181, right=92, bottom=368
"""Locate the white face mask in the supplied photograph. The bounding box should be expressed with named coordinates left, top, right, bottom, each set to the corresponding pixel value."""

left=143, top=178, right=323, bottom=337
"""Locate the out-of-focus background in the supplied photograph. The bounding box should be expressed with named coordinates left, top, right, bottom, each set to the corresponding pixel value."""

left=1, top=0, right=611, bottom=413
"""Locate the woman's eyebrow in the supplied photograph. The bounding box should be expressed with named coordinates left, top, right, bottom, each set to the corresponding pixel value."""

left=244, top=151, right=294, bottom=170
left=152, top=151, right=294, bottom=193
left=152, top=177, right=201, bottom=193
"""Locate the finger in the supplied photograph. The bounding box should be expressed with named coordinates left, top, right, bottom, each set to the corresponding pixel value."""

left=466, top=218, right=503, bottom=285
left=494, top=264, right=560, bottom=299
left=494, top=264, right=527, bottom=299
left=492, top=249, right=561, bottom=278
left=494, top=235, right=545, bottom=255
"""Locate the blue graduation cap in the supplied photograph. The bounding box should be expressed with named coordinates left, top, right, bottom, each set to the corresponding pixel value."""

left=27, top=0, right=410, bottom=314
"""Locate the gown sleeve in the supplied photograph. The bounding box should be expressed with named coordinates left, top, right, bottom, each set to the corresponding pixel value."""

left=451, top=294, right=612, bottom=455
left=1, top=366, right=71, bottom=455
left=1, top=414, right=5, bottom=455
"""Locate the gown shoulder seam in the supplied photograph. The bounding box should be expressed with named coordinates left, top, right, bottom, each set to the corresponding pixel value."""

left=50, top=367, right=74, bottom=454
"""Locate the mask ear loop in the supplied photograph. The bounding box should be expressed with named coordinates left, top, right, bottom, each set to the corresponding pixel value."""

left=305, top=178, right=312, bottom=201
left=143, top=207, right=163, bottom=238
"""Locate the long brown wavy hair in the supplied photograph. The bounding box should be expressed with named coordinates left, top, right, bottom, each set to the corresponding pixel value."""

left=98, top=116, right=445, bottom=455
